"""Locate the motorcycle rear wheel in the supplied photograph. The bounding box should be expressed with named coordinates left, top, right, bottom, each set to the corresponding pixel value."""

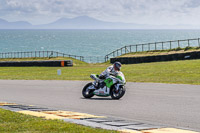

left=82, top=82, right=95, bottom=98
left=111, top=86, right=126, bottom=100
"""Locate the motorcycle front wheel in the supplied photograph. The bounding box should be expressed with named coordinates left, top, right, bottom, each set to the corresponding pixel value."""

left=111, top=85, right=126, bottom=100
left=82, top=82, right=95, bottom=98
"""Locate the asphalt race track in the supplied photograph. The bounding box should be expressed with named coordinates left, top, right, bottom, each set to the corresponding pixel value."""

left=0, top=80, right=199, bottom=132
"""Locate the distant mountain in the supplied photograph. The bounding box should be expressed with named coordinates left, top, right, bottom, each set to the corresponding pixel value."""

left=0, top=16, right=199, bottom=29
left=0, top=18, right=32, bottom=29
left=38, top=16, right=147, bottom=29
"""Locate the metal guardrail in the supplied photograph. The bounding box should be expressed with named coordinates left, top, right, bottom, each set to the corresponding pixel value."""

left=0, top=51, right=84, bottom=62
left=1, top=38, right=200, bottom=63
left=0, top=51, right=104, bottom=63
left=105, top=38, right=200, bottom=62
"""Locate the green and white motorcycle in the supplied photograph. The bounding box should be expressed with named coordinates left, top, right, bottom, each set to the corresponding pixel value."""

left=82, top=72, right=126, bottom=100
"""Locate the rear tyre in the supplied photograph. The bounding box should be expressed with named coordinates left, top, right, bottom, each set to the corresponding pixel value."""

left=82, top=82, right=95, bottom=98
left=110, top=85, right=126, bottom=100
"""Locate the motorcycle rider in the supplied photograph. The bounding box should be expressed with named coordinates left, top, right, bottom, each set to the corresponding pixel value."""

left=99, top=61, right=122, bottom=79
left=96, top=62, right=122, bottom=89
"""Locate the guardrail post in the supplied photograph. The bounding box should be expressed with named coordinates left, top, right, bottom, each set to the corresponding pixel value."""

left=178, top=40, right=180, bottom=47
left=82, top=56, right=84, bottom=62
left=136, top=45, right=137, bottom=52
left=170, top=41, right=172, bottom=49
left=148, top=43, right=150, bottom=51
left=142, top=44, right=144, bottom=52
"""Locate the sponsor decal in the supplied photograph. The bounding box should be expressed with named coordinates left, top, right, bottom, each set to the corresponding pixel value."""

left=99, top=91, right=104, bottom=94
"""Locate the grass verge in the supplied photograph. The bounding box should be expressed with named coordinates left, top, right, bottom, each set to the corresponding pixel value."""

left=119, top=46, right=200, bottom=57
left=0, top=57, right=88, bottom=66
left=0, top=108, right=117, bottom=133
left=0, top=58, right=200, bottom=84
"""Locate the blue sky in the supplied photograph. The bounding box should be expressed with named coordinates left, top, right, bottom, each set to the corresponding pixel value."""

left=0, top=0, right=200, bottom=25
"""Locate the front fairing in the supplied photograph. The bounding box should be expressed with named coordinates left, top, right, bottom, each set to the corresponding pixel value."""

left=115, top=72, right=126, bottom=85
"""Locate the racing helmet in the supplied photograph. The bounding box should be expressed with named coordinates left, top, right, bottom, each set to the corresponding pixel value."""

left=113, top=62, right=121, bottom=71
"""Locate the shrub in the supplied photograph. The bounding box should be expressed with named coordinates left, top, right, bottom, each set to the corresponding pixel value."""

left=184, top=46, right=193, bottom=51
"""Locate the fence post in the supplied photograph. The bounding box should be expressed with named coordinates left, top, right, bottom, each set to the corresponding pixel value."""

left=148, top=43, right=150, bottom=51
left=170, top=41, right=172, bottom=49
left=155, top=43, right=157, bottom=50
left=82, top=56, right=84, bottom=62
left=178, top=40, right=180, bottom=47
left=125, top=46, right=127, bottom=54
left=142, top=44, right=144, bottom=52
left=51, top=51, right=53, bottom=57
left=136, top=45, right=137, bottom=52
left=130, top=45, right=132, bottom=53
left=198, top=38, right=200, bottom=47
left=162, top=42, right=164, bottom=50
left=188, top=39, right=190, bottom=47
left=121, top=48, right=122, bottom=55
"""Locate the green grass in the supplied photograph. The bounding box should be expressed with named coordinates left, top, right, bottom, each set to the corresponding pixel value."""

left=119, top=46, right=200, bottom=57
left=0, top=108, right=118, bottom=133
left=123, top=59, right=200, bottom=85
left=0, top=57, right=88, bottom=66
left=0, top=58, right=200, bottom=85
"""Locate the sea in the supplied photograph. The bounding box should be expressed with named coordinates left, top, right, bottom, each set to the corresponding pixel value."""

left=1, top=29, right=200, bottom=62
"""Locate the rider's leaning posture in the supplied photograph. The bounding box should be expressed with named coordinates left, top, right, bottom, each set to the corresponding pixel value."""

left=95, top=62, right=122, bottom=89
left=99, top=62, right=122, bottom=79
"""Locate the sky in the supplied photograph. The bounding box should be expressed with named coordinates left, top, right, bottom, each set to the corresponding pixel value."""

left=0, top=0, right=200, bottom=26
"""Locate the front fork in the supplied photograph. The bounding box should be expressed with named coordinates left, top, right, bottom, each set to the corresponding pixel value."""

left=114, top=84, right=124, bottom=92
left=92, top=81, right=98, bottom=88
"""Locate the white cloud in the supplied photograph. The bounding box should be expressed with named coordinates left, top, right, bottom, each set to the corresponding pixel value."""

left=0, top=0, right=200, bottom=25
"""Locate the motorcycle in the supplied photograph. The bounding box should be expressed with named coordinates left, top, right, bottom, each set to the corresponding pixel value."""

left=82, top=72, right=126, bottom=100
